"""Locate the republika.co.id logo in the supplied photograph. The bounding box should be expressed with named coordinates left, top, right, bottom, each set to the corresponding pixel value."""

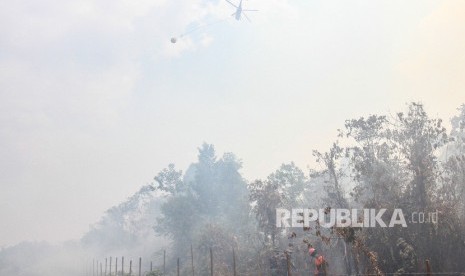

left=276, top=208, right=439, bottom=228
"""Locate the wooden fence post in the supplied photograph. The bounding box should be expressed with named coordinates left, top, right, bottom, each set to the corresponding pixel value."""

left=233, top=248, right=236, bottom=276
left=210, top=247, right=213, bottom=276
left=426, top=259, right=432, bottom=276
left=164, top=250, right=166, bottom=275
left=177, top=258, right=180, bottom=276
left=109, top=257, right=112, bottom=276
left=191, top=244, right=195, bottom=276
left=122, top=257, right=125, bottom=276
left=139, top=257, right=142, bottom=276
left=130, top=260, right=133, bottom=276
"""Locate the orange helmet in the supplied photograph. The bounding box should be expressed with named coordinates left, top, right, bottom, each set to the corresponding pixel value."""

left=309, top=247, right=317, bottom=257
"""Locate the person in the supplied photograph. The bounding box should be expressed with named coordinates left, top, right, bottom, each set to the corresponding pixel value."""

left=308, top=245, right=328, bottom=276
left=270, top=250, right=287, bottom=276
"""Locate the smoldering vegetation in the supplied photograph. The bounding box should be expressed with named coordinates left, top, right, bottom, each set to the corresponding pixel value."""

left=1, top=102, right=465, bottom=275
left=0, top=185, right=170, bottom=276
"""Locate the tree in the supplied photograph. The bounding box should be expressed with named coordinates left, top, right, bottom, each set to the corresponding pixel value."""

left=82, top=185, right=158, bottom=249
left=154, top=163, right=184, bottom=195
left=155, top=144, right=251, bottom=272
left=313, top=103, right=465, bottom=274
left=249, top=163, right=307, bottom=247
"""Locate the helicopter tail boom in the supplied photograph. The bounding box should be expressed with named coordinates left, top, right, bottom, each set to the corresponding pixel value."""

left=225, top=0, right=237, bottom=8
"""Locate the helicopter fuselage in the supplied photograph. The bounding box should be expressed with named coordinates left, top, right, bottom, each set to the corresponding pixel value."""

left=235, top=5, right=242, bottom=20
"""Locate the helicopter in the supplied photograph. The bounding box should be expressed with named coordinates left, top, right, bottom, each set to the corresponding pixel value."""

left=225, top=0, right=258, bottom=22
left=170, top=0, right=258, bottom=44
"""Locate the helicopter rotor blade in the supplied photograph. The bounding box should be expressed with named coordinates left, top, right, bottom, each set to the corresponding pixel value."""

left=242, top=9, right=258, bottom=12
left=225, top=0, right=238, bottom=8
left=243, top=12, right=251, bottom=22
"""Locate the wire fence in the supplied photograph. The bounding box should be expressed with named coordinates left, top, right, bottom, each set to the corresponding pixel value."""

left=83, top=249, right=465, bottom=276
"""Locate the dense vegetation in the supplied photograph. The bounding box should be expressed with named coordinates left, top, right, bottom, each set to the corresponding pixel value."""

left=149, top=103, right=465, bottom=275
left=4, top=103, right=463, bottom=275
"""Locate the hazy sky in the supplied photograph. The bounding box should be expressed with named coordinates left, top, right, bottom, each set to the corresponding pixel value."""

left=1, top=0, right=464, bottom=247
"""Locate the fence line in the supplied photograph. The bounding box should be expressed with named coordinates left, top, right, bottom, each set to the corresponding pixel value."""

left=84, top=250, right=465, bottom=276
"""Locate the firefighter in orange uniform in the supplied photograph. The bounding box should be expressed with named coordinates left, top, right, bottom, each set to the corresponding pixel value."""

left=308, top=245, right=328, bottom=276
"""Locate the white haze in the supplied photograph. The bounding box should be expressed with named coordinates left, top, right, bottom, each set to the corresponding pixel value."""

left=1, top=0, right=465, bottom=274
